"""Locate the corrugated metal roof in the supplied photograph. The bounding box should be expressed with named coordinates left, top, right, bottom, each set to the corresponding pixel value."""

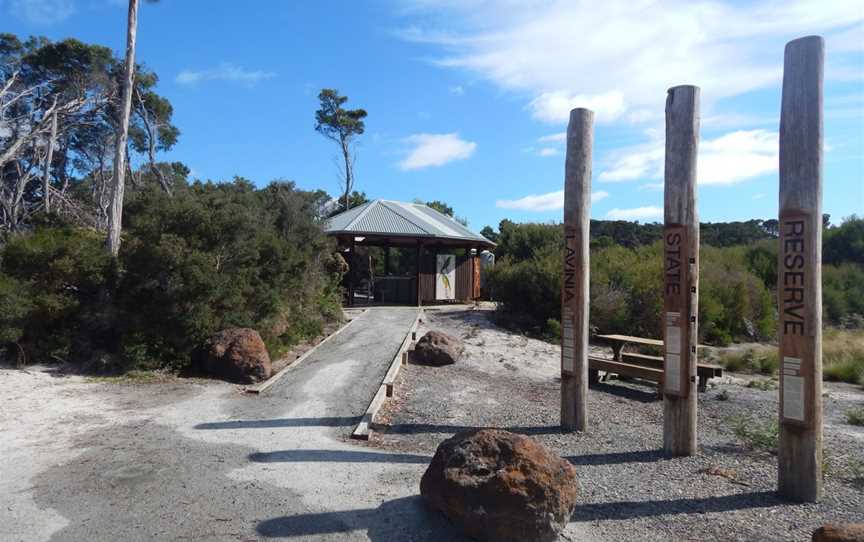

left=323, top=199, right=495, bottom=246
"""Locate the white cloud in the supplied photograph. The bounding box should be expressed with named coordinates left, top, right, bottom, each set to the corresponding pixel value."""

left=537, top=132, right=566, bottom=144
left=599, top=129, right=779, bottom=186
left=9, top=0, right=74, bottom=24
left=638, top=182, right=664, bottom=191
left=397, top=0, right=863, bottom=125
left=753, top=193, right=767, bottom=199
left=398, top=132, right=477, bottom=170
left=537, top=147, right=559, bottom=157
left=176, top=63, right=276, bottom=86
left=449, top=85, right=465, bottom=96
left=496, top=189, right=609, bottom=212
left=529, top=90, right=627, bottom=124
left=606, top=206, right=663, bottom=221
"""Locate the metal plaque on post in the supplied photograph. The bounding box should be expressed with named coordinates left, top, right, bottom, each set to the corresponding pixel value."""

left=663, top=225, right=690, bottom=397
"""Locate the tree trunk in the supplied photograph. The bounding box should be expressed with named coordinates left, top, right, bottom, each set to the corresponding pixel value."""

left=341, top=138, right=352, bottom=211
left=106, top=0, right=139, bottom=256
left=42, top=108, right=58, bottom=214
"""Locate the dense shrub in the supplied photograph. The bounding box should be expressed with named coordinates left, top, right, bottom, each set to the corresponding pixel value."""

left=487, top=223, right=777, bottom=344
left=0, top=226, right=113, bottom=364
left=0, top=180, right=342, bottom=372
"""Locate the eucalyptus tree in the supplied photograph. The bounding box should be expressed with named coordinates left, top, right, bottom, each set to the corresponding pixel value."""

left=314, top=89, right=367, bottom=211
left=0, top=32, right=178, bottom=235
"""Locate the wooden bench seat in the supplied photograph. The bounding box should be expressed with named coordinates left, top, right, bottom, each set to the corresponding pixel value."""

left=621, top=353, right=723, bottom=391
left=588, top=356, right=664, bottom=384
left=588, top=355, right=722, bottom=393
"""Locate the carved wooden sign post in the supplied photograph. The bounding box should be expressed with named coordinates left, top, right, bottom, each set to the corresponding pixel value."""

left=662, top=86, right=700, bottom=457
left=777, top=35, right=824, bottom=503
left=561, top=108, right=593, bottom=432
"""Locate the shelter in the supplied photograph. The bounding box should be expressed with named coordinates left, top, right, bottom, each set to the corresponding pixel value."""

left=324, top=199, right=495, bottom=306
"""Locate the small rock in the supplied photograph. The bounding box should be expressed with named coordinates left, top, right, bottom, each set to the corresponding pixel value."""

left=413, top=330, right=464, bottom=366
left=202, top=328, right=272, bottom=384
left=813, top=524, right=864, bottom=542
left=420, top=429, right=578, bottom=542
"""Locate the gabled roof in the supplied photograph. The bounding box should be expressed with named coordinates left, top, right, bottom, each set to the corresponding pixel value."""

left=324, top=199, right=495, bottom=247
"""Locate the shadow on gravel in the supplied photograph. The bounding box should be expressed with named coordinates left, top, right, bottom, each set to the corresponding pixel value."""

left=570, top=490, right=788, bottom=521
left=378, top=423, right=561, bottom=436
left=257, top=495, right=470, bottom=541
left=194, top=416, right=361, bottom=430
left=565, top=449, right=666, bottom=466
left=590, top=381, right=659, bottom=403
left=249, top=449, right=430, bottom=464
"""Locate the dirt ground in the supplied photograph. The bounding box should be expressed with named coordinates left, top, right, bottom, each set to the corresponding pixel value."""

left=373, top=305, right=864, bottom=542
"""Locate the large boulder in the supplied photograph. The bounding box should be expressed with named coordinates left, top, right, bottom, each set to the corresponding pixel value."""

left=813, top=524, right=864, bottom=542
left=413, top=330, right=463, bottom=366
left=420, top=429, right=578, bottom=542
left=202, top=328, right=272, bottom=384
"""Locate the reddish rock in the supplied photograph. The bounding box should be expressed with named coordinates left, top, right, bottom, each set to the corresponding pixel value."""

left=203, top=328, right=271, bottom=384
left=420, top=429, right=578, bottom=542
left=413, top=330, right=463, bottom=366
left=813, top=524, right=864, bottom=542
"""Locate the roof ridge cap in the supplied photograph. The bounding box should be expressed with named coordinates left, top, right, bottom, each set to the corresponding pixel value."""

left=380, top=200, right=434, bottom=235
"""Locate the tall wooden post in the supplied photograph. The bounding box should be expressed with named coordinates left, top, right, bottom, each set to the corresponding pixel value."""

left=662, top=85, right=700, bottom=456
left=777, top=35, right=824, bottom=503
left=561, top=108, right=593, bottom=432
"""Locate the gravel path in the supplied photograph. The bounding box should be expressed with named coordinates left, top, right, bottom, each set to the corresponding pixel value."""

left=373, top=306, right=864, bottom=542
left=2, top=307, right=484, bottom=542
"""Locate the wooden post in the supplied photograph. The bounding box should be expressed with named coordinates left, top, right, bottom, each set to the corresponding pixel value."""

left=349, top=237, right=356, bottom=307
left=561, top=108, right=593, bottom=432
left=415, top=242, right=422, bottom=307
left=662, top=85, right=700, bottom=457
left=777, top=35, right=824, bottom=503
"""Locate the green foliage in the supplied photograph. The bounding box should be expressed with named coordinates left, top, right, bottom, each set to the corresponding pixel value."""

left=487, top=222, right=777, bottom=344
left=824, top=216, right=864, bottom=265
left=729, top=415, right=779, bottom=453
left=0, top=225, right=113, bottom=363
left=0, top=181, right=342, bottom=373
left=823, top=329, right=864, bottom=385
left=846, top=407, right=864, bottom=427
left=718, top=347, right=779, bottom=375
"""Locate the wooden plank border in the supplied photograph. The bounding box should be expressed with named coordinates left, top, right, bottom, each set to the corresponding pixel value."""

left=245, top=311, right=365, bottom=395
left=352, top=309, right=423, bottom=440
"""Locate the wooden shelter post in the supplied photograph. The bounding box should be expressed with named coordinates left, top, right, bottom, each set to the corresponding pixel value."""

left=415, top=242, right=422, bottom=307
left=777, top=35, right=824, bottom=503
left=561, top=108, right=593, bottom=432
left=662, top=85, right=700, bottom=457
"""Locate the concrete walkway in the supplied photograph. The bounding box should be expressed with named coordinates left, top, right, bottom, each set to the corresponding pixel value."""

left=2, top=307, right=478, bottom=542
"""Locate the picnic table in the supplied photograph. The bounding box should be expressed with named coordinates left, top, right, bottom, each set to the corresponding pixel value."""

left=589, top=333, right=722, bottom=393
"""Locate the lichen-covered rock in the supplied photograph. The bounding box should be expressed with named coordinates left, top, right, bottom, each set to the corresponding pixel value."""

left=420, top=429, right=578, bottom=542
left=203, top=328, right=271, bottom=384
left=813, top=524, right=864, bottom=542
left=413, top=330, right=463, bottom=366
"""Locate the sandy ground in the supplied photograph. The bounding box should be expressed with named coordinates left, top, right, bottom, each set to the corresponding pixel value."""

left=373, top=306, right=864, bottom=542
left=0, top=307, right=483, bottom=542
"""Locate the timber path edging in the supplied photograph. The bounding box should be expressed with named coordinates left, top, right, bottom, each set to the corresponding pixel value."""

left=245, top=310, right=366, bottom=395
left=351, top=309, right=423, bottom=440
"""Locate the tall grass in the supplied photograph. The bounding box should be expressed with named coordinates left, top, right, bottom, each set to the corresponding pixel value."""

left=823, top=328, right=864, bottom=386
left=715, top=328, right=864, bottom=386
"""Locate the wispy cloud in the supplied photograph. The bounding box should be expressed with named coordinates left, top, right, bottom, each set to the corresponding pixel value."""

left=176, top=63, right=276, bottom=86
left=496, top=190, right=609, bottom=212
left=396, top=0, right=863, bottom=125
left=398, top=132, right=477, bottom=170
left=8, top=0, right=74, bottom=24
left=449, top=85, right=465, bottom=96
left=537, top=132, right=566, bottom=144
left=537, top=147, right=559, bottom=157
left=599, top=129, right=779, bottom=186
left=606, top=206, right=663, bottom=221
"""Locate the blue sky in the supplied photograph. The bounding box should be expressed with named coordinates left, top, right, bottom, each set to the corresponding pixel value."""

left=2, top=0, right=862, bottom=230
